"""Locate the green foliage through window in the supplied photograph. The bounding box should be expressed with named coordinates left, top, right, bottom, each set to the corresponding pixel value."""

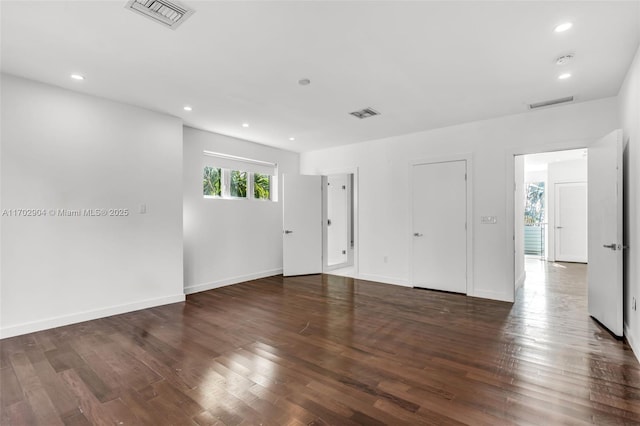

left=203, top=167, right=221, bottom=197
left=230, top=170, right=247, bottom=197
left=254, top=173, right=271, bottom=200
left=203, top=163, right=273, bottom=201
left=525, top=182, right=545, bottom=225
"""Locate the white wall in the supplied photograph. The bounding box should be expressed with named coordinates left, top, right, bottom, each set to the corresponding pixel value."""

left=524, top=169, right=547, bottom=184
left=620, top=44, right=640, bottom=357
left=183, top=127, right=299, bottom=294
left=547, top=158, right=588, bottom=262
left=301, top=97, right=619, bottom=301
left=0, top=74, right=185, bottom=338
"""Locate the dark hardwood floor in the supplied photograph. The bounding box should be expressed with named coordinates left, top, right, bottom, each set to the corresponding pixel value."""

left=1, top=262, right=639, bottom=425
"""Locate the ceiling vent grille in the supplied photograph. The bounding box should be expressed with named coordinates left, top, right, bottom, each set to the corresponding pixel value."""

left=528, top=96, right=574, bottom=109
left=349, top=107, right=380, bottom=119
left=125, top=0, right=194, bottom=30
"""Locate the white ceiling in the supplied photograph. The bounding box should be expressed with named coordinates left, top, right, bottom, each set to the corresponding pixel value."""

left=524, top=148, right=587, bottom=172
left=2, top=1, right=639, bottom=153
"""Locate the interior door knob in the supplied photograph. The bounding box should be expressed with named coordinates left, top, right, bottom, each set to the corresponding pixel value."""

left=603, top=243, right=617, bottom=250
left=284, top=230, right=294, bottom=234
left=413, top=232, right=423, bottom=237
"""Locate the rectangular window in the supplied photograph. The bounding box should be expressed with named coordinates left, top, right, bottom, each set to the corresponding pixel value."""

left=230, top=170, right=248, bottom=198
left=253, top=173, right=271, bottom=200
left=525, top=182, right=545, bottom=224
left=202, top=151, right=278, bottom=201
left=203, top=166, right=221, bottom=197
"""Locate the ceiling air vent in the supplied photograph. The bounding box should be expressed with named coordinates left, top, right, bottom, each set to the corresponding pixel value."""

left=125, top=0, right=194, bottom=30
left=349, top=107, right=380, bottom=119
left=528, top=96, right=574, bottom=110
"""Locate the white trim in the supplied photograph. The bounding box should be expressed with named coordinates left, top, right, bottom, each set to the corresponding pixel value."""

left=408, top=153, right=474, bottom=297
left=624, top=323, right=640, bottom=363
left=203, top=150, right=277, bottom=168
left=326, top=267, right=356, bottom=278
left=472, top=289, right=513, bottom=302
left=357, top=273, right=411, bottom=287
left=184, top=268, right=283, bottom=295
left=0, top=294, right=185, bottom=339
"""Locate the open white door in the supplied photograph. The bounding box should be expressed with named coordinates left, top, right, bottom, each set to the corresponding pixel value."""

left=283, top=174, right=322, bottom=276
left=588, top=129, right=623, bottom=336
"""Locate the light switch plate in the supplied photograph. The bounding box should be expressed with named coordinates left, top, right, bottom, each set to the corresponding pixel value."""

left=481, top=216, right=497, bottom=224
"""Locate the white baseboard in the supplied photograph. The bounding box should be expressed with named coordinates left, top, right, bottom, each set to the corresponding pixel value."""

left=357, top=273, right=411, bottom=287
left=471, top=289, right=514, bottom=303
left=624, top=323, right=640, bottom=363
left=184, top=268, right=283, bottom=295
left=0, top=293, right=185, bottom=339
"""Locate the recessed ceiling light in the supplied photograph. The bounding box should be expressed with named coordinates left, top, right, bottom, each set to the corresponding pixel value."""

left=70, top=74, right=85, bottom=80
left=558, top=73, right=572, bottom=80
left=554, top=22, right=573, bottom=33
left=183, top=106, right=193, bottom=111
left=289, top=137, right=295, bottom=141
left=298, top=78, right=311, bottom=86
left=242, top=123, right=249, bottom=128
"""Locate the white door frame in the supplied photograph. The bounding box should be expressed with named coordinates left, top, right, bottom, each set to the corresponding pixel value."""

left=409, top=154, right=473, bottom=296
left=315, top=167, right=360, bottom=277
left=506, top=140, right=589, bottom=302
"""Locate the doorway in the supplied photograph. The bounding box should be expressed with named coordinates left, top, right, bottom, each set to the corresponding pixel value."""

left=515, top=149, right=589, bottom=302
left=511, top=130, right=624, bottom=337
left=323, top=173, right=355, bottom=273
left=282, top=171, right=358, bottom=278
left=516, top=149, right=589, bottom=271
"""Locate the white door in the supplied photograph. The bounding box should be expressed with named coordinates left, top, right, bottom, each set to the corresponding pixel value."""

left=588, top=129, right=623, bottom=336
left=283, top=174, right=322, bottom=276
left=555, top=182, right=588, bottom=262
left=327, top=174, right=349, bottom=267
left=412, top=161, right=467, bottom=293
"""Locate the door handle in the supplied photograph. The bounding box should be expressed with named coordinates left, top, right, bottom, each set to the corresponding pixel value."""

left=556, top=226, right=563, bottom=229
left=284, top=230, right=294, bottom=234
left=603, top=243, right=617, bottom=250
left=413, top=232, right=423, bottom=237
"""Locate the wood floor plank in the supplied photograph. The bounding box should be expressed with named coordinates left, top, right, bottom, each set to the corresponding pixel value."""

left=61, top=410, right=92, bottom=426
left=58, top=369, right=123, bottom=426
left=23, top=352, right=80, bottom=421
left=2, top=400, right=39, bottom=426
left=0, top=366, right=24, bottom=409
left=9, top=352, right=65, bottom=425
